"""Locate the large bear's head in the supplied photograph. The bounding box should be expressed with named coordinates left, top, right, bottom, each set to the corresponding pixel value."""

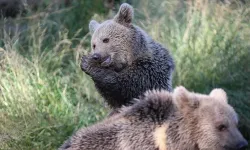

left=88, top=3, right=134, bottom=71
left=174, top=86, right=248, bottom=150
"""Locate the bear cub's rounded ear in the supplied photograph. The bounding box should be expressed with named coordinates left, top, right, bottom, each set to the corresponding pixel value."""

left=209, top=88, right=228, bottom=103
left=114, top=3, right=134, bottom=26
left=89, top=20, right=100, bottom=35
left=173, top=86, right=199, bottom=110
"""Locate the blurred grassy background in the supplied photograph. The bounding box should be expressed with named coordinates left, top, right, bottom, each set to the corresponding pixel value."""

left=0, top=0, right=249, bottom=149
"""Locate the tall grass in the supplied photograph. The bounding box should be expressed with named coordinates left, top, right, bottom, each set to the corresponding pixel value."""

left=0, top=14, right=107, bottom=150
left=0, top=0, right=250, bottom=149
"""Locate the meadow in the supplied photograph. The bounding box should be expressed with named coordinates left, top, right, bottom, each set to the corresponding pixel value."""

left=0, top=0, right=249, bottom=149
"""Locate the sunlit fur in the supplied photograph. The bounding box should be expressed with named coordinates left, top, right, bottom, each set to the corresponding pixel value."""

left=59, top=86, right=247, bottom=150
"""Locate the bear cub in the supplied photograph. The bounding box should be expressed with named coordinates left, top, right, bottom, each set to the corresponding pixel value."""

left=81, top=3, right=174, bottom=112
left=59, top=87, right=248, bottom=150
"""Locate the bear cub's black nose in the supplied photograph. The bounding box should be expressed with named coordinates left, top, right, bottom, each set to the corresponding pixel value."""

left=237, top=140, right=248, bottom=150
left=91, top=53, right=101, bottom=61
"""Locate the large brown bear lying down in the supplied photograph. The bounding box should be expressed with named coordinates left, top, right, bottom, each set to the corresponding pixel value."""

left=60, top=86, right=248, bottom=150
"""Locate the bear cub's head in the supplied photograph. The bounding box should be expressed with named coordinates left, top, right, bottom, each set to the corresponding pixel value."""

left=88, top=3, right=134, bottom=71
left=174, top=87, right=248, bottom=150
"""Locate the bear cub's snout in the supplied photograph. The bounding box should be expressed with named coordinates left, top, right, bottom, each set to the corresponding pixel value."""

left=235, top=139, right=248, bottom=150
left=91, top=53, right=102, bottom=61
left=89, top=53, right=112, bottom=67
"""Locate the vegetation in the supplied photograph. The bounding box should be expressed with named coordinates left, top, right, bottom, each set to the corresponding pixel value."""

left=0, top=0, right=249, bottom=149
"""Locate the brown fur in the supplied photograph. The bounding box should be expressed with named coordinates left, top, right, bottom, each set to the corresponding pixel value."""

left=81, top=3, right=174, bottom=111
left=59, top=87, right=248, bottom=150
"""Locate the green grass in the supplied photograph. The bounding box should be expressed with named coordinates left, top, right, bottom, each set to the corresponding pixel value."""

left=0, top=2, right=108, bottom=149
left=0, top=31, right=108, bottom=150
left=0, top=0, right=250, bottom=149
left=0, top=31, right=107, bottom=149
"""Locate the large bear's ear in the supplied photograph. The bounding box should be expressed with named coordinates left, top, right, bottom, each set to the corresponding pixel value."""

left=89, top=20, right=100, bottom=35
left=174, top=86, right=199, bottom=111
left=209, top=89, right=227, bottom=103
left=114, top=3, right=134, bottom=26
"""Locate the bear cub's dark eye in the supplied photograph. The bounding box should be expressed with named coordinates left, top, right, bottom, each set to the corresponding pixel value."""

left=103, top=38, right=109, bottom=43
left=93, top=44, right=96, bottom=49
left=218, top=124, right=227, bottom=131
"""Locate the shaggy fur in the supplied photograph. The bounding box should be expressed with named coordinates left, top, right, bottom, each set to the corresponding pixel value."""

left=81, top=3, right=174, bottom=110
left=59, top=87, right=248, bottom=150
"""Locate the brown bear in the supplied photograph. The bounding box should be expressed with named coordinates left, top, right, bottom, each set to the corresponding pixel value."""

left=81, top=3, right=174, bottom=114
left=59, top=86, right=248, bottom=150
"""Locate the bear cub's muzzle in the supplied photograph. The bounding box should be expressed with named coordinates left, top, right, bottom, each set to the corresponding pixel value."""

left=90, top=53, right=112, bottom=67
left=224, top=139, right=248, bottom=150
left=80, top=53, right=113, bottom=74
